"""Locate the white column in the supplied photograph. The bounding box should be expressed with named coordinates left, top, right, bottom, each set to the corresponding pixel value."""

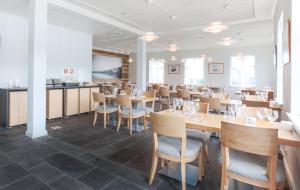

left=291, top=0, right=300, bottom=114
left=136, top=38, right=147, bottom=91
left=26, top=0, right=48, bottom=138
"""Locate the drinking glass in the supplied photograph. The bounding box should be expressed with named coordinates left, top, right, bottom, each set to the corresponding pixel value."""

left=256, top=108, right=267, bottom=120
left=267, top=110, right=279, bottom=122
left=178, top=99, right=184, bottom=110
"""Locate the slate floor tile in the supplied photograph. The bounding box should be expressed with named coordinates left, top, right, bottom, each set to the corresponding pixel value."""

left=0, top=152, right=11, bottom=167
left=30, top=163, right=63, bottom=182
left=7, top=149, right=43, bottom=169
left=102, top=178, right=144, bottom=190
left=2, top=175, right=51, bottom=190
left=49, top=175, right=93, bottom=190
left=0, top=164, right=28, bottom=187
left=44, top=153, right=93, bottom=178
left=78, top=168, right=116, bottom=190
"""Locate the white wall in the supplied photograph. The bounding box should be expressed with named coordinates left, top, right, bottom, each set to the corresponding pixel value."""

left=0, top=12, right=93, bottom=88
left=143, top=45, right=275, bottom=97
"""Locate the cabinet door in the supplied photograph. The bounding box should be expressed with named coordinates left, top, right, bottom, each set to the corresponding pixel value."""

left=47, top=89, right=63, bottom=119
left=90, top=87, right=100, bottom=111
left=9, top=91, right=27, bottom=126
left=64, top=88, right=79, bottom=116
left=79, top=88, right=90, bottom=113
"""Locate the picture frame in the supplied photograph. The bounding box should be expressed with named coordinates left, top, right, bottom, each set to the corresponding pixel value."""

left=208, top=63, right=224, bottom=74
left=168, top=64, right=180, bottom=74
left=283, top=19, right=291, bottom=65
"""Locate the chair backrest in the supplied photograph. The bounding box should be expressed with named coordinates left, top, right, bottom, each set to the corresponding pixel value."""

left=200, top=96, right=221, bottom=110
left=116, top=95, right=132, bottom=108
left=221, top=121, right=278, bottom=156
left=199, top=102, right=209, bottom=114
left=92, top=92, right=106, bottom=103
left=143, top=91, right=155, bottom=98
left=267, top=90, right=274, bottom=101
left=177, top=89, right=190, bottom=99
left=242, top=100, right=270, bottom=108
left=241, top=89, right=256, bottom=95
left=120, top=89, right=132, bottom=96
left=159, top=87, right=170, bottom=98
left=150, top=112, right=186, bottom=138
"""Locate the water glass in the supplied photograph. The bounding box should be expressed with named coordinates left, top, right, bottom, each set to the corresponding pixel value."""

left=267, top=110, right=279, bottom=122
left=257, top=108, right=268, bottom=120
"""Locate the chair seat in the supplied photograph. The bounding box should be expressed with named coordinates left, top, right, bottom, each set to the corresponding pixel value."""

left=218, top=150, right=286, bottom=183
left=186, top=129, right=210, bottom=144
left=95, top=105, right=118, bottom=113
left=157, top=136, right=203, bottom=158
left=142, top=106, right=154, bottom=113
left=120, top=108, right=145, bottom=118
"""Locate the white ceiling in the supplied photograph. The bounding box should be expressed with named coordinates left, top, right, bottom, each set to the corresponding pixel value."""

left=0, top=0, right=276, bottom=53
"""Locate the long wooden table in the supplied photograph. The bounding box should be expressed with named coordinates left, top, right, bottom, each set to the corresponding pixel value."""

left=105, top=95, right=155, bottom=105
left=157, top=109, right=300, bottom=148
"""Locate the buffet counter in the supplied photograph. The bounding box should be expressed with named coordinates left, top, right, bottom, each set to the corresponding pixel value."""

left=0, top=85, right=101, bottom=127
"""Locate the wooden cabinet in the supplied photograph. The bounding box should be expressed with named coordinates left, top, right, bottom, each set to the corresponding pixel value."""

left=47, top=89, right=63, bottom=119
left=79, top=88, right=90, bottom=113
left=90, top=87, right=100, bottom=111
left=9, top=91, right=27, bottom=126
left=64, top=88, right=79, bottom=116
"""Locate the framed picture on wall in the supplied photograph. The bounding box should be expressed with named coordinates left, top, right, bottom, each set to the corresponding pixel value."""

left=208, top=63, right=224, bottom=74
left=283, top=19, right=291, bottom=65
left=168, top=64, right=180, bottom=74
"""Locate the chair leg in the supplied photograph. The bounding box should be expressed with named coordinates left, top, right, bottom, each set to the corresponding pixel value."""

left=198, top=152, right=203, bottom=181
left=221, top=163, right=228, bottom=190
left=107, top=114, right=110, bottom=123
left=103, top=113, right=106, bottom=128
left=93, top=112, right=98, bottom=126
left=129, top=118, right=133, bottom=136
left=201, top=149, right=205, bottom=177
left=143, top=115, right=147, bottom=130
left=205, top=145, right=209, bottom=162
left=181, top=162, right=186, bottom=190
left=148, top=154, right=158, bottom=185
left=117, top=116, right=121, bottom=132
left=161, top=159, right=165, bottom=168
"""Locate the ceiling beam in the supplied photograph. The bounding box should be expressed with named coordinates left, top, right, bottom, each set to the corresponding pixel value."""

left=48, top=0, right=145, bottom=35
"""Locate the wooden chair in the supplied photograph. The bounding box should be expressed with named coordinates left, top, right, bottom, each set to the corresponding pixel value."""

left=120, top=89, right=132, bottom=96
left=200, top=96, right=222, bottom=113
left=242, top=100, right=270, bottom=108
left=152, top=84, right=161, bottom=97
left=267, top=90, right=274, bottom=101
left=177, top=88, right=191, bottom=100
left=220, top=121, right=286, bottom=190
left=159, top=87, right=171, bottom=111
left=241, top=89, right=256, bottom=95
left=148, top=113, right=205, bottom=190
left=92, top=92, right=118, bottom=128
left=116, top=95, right=146, bottom=135
left=142, top=91, right=156, bottom=113
left=185, top=102, right=210, bottom=161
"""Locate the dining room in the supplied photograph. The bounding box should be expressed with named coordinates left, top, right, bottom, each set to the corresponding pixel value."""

left=0, top=0, right=299, bottom=190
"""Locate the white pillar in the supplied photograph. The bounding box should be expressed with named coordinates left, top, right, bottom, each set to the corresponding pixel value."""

left=26, top=0, right=48, bottom=138
left=291, top=0, right=300, bottom=114
left=136, top=38, right=147, bottom=91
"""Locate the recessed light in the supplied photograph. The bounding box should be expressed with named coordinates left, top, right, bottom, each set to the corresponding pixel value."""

left=170, top=15, right=176, bottom=20
left=108, top=32, right=122, bottom=36
left=171, top=56, right=176, bottom=61
left=223, top=4, right=231, bottom=10
left=121, top=12, right=127, bottom=15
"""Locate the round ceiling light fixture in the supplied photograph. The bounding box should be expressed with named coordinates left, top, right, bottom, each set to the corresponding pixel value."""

left=168, top=43, right=178, bottom=52
left=218, top=37, right=235, bottom=46
left=140, top=32, right=159, bottom=42
left=203, top=21, right=229, bottom=34
left=171, top=56, right=176, bottom=61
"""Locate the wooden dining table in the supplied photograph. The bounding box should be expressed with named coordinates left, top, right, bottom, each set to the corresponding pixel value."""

left=157, top=109, right=300, bottom=147
left=105, top=94, right=155, bottom=105
left=156, top=109, right=300, bottom=185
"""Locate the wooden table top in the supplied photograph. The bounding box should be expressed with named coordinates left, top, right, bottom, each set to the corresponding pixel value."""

left=220, top=99, right=242, bottom=106
left=156, top=109, right=300, bottom=148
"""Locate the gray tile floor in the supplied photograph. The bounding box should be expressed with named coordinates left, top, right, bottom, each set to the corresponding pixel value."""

left=0, top=113, right=260, bottom=190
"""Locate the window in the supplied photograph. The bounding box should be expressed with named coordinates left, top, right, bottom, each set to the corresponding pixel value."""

left=184, top=58, right=204, bottom=85
left=149, top=59, right=165, bottom=83
left=230, top=56, right=256, bottom=87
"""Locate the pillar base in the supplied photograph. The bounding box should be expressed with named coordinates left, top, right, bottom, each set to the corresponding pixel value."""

left=26, top=129, right=48, bottom=139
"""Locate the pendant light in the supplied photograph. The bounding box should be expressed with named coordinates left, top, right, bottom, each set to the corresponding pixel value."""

left=203, top=0, right=229, bottom=33
left=140, top=0, right=159, bottom=42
